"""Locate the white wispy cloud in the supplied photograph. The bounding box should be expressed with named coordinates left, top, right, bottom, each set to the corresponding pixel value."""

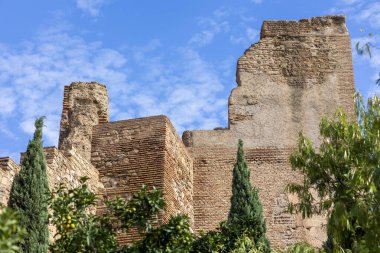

left=0, top=25, right=130, bottom=145
left=355, top=2, right=380, bottom=28
left=116, top=44, right=228, bottom=132
left=75, top=0, right=109, bottom=16
left=330, top=0, right=380, bottom=28
left=339, top=0, right=362, bottom=5
left=230, top=27, right=260, bottom=45
left=189, top=9, right=230, bottom=47
left=0, top=20, right=230, bottom=150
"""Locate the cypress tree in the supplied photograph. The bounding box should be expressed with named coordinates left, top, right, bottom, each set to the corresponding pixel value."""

left=8, top=117, right=49, bottom=253
left=227, top=139, right=270, bottom=252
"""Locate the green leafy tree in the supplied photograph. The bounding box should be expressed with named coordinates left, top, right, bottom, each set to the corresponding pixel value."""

left=109, top=187, right=193, bottom=253
left=124, top=214, right=193, bottom=253
left=227, top=139, right=270, bottom=252
left=0, top=206, right=27, bottom=253
left=273, top=242, right=325, bottom=253
left=287, top=95, right=380, bottom=252
left=49, top=178, right=194, bottom=253
left=49, top=177, right=118, bottom=253
left=191, top=230, right=226, bottom=253
left=108, top=185, right=165, bottom=233
left=8, top=117, right=50, bottom=253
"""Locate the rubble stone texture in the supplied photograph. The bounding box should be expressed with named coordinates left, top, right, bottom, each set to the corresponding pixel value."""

left=0, top=15, right=356, bottom=250
left=58, top=82, right=109, bottom=161
left=0, top=157, right=20, bottom=205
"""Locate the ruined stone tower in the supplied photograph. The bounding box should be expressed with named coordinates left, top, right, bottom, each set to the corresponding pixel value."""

left=183, top=15, right=355, bottom=248
left=58, top=82, right=110, bottom=161
left=0, top=15, right=355, bottom=250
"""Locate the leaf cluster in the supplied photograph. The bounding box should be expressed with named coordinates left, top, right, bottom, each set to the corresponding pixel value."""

left=49, top=177, right=118, bottom=253
left=124, top=214, right=193, bottom=253
left=107, top=185, right=165, bottom=232
left=49, top=177, right=194, bottom=253
left=0, top=206, right=27, bottom=253
left=355, top=33, right=380, bottom=85
left=287, top=95, right=380, bottom=252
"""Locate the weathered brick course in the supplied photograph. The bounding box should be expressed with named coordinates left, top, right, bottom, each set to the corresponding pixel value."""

left=91, top=116, right=193, bottom=243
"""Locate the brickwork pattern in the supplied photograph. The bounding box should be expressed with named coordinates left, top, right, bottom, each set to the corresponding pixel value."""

left=163, top=118, right=194, bottom=227
left=91, top=115, right=193, bottom=243
left=187, top=147, right=327, bottom=248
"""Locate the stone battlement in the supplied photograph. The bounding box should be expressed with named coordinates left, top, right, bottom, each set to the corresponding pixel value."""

left=260, top=15, right=348, bottom=38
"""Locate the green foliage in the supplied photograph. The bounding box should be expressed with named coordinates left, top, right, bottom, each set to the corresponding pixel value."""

left=107, top=185, right=165, bottom=232
left=8, top=117, right=50, bottom=253
left=191, top=230, right=226, bottom=253
left=49, top=177, right=118, bottom=253
left=49, top=178, right=194, bottom=253
left=0, top=206, right=27, bottom=253
left=229, top=234, right=269, bottom=253
left=355, top=40, right=372, bottom=58
left=125, top=214, right=193, bottom=253
left=287, top=95, right=380, bottom=252
left=227, top=139, right=270, bottom=252
left=190, top=140, right=271, bottom=253
left=274, top=242, right=325, bottom=253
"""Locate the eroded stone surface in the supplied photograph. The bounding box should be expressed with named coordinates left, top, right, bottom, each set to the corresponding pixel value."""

left=58, top=82, right=109, bottom=161
left=0, top=157, right=20, bottom=205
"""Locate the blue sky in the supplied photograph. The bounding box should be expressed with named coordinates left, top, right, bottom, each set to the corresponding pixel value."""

left=0, top=0, right=380, bottom=161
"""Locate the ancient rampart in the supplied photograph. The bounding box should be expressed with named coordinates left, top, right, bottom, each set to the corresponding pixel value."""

left=0, top=15, right=356, bottom=250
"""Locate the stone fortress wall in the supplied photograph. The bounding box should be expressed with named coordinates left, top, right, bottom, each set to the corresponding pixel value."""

left=0, top=15, right=355, bottom=250
left=182, top=15, right=356, bottom=248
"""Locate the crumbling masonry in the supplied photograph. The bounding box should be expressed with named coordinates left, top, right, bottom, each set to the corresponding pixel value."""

left=0, top=15, right=355, bottom=249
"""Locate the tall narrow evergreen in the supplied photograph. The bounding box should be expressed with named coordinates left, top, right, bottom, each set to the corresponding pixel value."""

left=228, top=139, right=270, bottom=251
left=8, top=117, right=49, bottom=253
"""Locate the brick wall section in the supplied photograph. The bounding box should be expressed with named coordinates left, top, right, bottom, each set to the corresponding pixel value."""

left=91, top=116, right=159, bottom=242
left=163, top=118, right=194, bottom=227
left=186, top=146, right=327, bottom=249
left=91, top=116, right=166, bottom=200
left=0, top=157, right=20, bottom=205
left=91, top=116, right=193, bottom=242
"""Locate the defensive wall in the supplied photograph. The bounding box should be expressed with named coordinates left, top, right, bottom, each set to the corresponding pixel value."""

left=0, top=15, right=356, bottom=249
